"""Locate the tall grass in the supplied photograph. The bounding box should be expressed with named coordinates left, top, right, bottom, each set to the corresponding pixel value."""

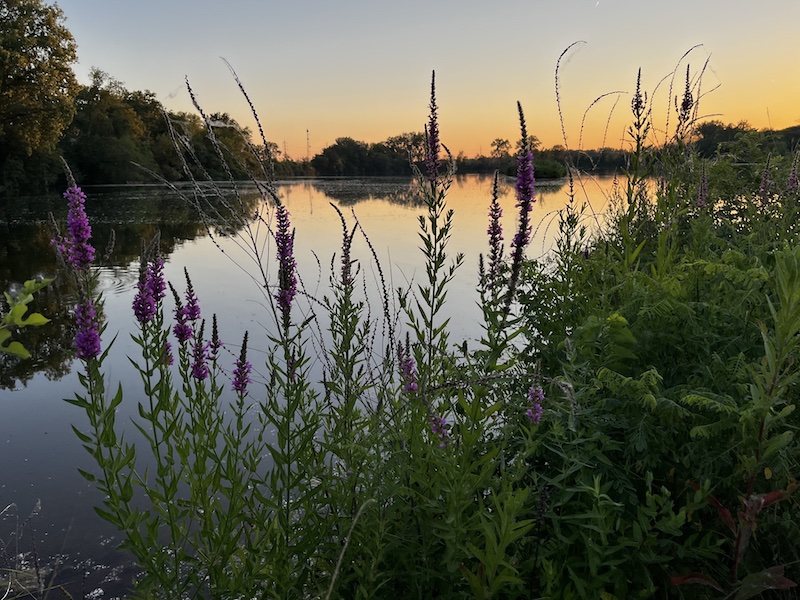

left=45, top=57, right=800, bottom=600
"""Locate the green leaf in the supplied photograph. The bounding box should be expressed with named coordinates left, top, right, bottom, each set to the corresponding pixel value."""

left=1, top=340, right=30, bottom=358
left=77, top=468, right=97, bottom=482
left=20, top=312, right=49, bottom=327
left=762, top=431, right=793, bottom=461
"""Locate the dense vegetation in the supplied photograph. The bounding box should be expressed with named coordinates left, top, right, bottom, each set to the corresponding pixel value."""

left=7, top=61, right=794, bottom=598
left=3, top=2, right=800, bottom=598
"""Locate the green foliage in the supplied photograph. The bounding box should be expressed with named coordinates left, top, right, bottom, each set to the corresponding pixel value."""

left=55, top=65, right=800, bottom=599
left=514, top=68, right=800, bottom=596
left=0, top=0, right=78, bottom=194
left=1, top=277, right=52, bottom=358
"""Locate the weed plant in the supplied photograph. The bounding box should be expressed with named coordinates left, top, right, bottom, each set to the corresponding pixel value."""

left=49, top=62, right=800, bottom=600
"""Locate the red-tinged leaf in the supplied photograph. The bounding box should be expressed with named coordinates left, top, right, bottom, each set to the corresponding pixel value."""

left=705, top=494, right=736, bottom=533
left=759, top=489, right=787, bottom=509
left=688, top=481, right=736, bottom=533
left=734, top=566, right=796, bottom=600
left=671, top=573, right=724, bottom=592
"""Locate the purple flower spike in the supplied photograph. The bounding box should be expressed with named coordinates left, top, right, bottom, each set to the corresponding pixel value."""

left=398, top=335, right=418, bottom=394
left=487, top=172, right=504, bottom=282
left=503, top=103, right=536, bottom=313
left=133, top=253, right=165, bottom=325
left=233, top=331, right=252, bottom=395
left=170, top=283, right=193, bottom=344
left=132, top=283, right=156, bottom=324
left=511, top=102, right=535, bottom=251
left=424, top=71, right=441, bottom=182
left=430, top=415, right=448, bottom=447
left=162, top=340, right=174, bottom=366
left=274, top=205, right=297, bottom=329
left=526, top=385, right=544, bottom=424
left=401, top=357, right=418, bottom=393
left=210, top=314, right=222, bottom=363
left=183, top=268, right=201, bottom=322
left=191, top=321, right=210, bottom=381
left=74, top=299, right=101, bottom=360
left=56, top=186, right=96, bottom=271
left=148, top=258, right=166, bottom=302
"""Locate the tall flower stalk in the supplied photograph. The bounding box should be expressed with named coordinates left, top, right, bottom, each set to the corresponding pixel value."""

left=274, top=204, right=297, bottom=332
left=424, top=72, right=441, bottom=184
left=403, top=70, right=461, bottom=393
left=504, top=102, right=536, bottom=315
left=52, top=185, right=102, bottom=361
left=485, top=172, right=504, bottom=289
left=56, top=186, right=96, bottom=272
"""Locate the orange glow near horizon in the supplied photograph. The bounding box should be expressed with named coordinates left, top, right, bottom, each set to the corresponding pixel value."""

left=226, top=55, right=800, bottom=159
left=232, top=93, right=799, bottom=161
left=54, top=0, right=800, bottom=160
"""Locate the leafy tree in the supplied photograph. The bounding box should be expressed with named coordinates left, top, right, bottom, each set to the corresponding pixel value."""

left=383, top=132, right=426, bottom=162
left=185, top=112, right=261, bottom=180
left=311, top=137, right=412, bottom=176
left=61, top=69, right=158, bottom=184
left=312, top=138, right=370, bottom=175
left=694, top=120, right=754, bottom=158
left=0, top=0, right=78, bottom=193
left=490, top=138, right=511, bottom=159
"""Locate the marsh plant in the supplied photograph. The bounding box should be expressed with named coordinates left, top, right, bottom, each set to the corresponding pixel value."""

left=52, top=63, right=800, bottom=600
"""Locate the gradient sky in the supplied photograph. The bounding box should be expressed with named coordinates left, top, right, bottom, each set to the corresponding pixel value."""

left=53, top=0, right=800, bottom=157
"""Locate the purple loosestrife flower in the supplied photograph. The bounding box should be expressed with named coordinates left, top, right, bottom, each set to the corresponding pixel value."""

left=58, top=186, right=95, bottom=271
left=132, top=257, right=164, bottom=324
left=430, top=415, right=448, bottom=447
left=525, top=385, right=544, bottom=424
left=183, top=268, right=201, bottom=322
left=487, top=172, right=504, bottom=283
left=676, top=65, right=693, bottom=131
left=424, top=71, right=441, bottom=183
left=148, top=258, right=166, bottom=302
left=274, top=205, right=297, bottom=329
left=210, top=314, right=222, bottom=363
left=503, top=103, right=536, bottom=314
left=232, top=331, right=252, bottom=395
left=401, top=356, right=418, bottom=393
left=74, top=299, right=101, bottom=360
left=132, top=282, right=156, bottom=324
left=191, top=321, right=210, bottom=381
left=170, top=283, right=193, bottom=344
left=512, top=103, right=535, bottom=251
left=162, top=340, right=174, bottom=366
left=398, top=335, right=418, bottom=394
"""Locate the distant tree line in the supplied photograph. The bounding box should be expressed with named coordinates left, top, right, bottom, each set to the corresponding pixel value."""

left=3, top=0, right=800, bottom=196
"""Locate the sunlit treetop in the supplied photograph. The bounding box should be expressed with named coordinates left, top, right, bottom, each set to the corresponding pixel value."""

left=0, top=0, right=79, bottom=155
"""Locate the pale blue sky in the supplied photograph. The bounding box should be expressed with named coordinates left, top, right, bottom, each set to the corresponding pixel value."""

left=54, top=0, right=800, bottom=155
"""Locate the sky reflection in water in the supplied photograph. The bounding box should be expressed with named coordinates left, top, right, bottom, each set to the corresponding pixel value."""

left=0, top=173, right=618, bottom=596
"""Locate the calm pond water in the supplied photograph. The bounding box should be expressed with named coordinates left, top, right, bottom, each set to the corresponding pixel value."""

left=0, top=173, right=617, bottom=596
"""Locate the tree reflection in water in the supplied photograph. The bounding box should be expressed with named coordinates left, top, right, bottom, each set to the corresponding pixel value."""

left=0, top=186, right=260, bottom=389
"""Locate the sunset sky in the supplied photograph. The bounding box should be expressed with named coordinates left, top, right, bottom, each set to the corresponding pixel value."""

left=54, top=0, right=800, bottom=158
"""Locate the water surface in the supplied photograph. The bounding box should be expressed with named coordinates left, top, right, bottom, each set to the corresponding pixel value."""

left=0, top=173, right=617, bottom=596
